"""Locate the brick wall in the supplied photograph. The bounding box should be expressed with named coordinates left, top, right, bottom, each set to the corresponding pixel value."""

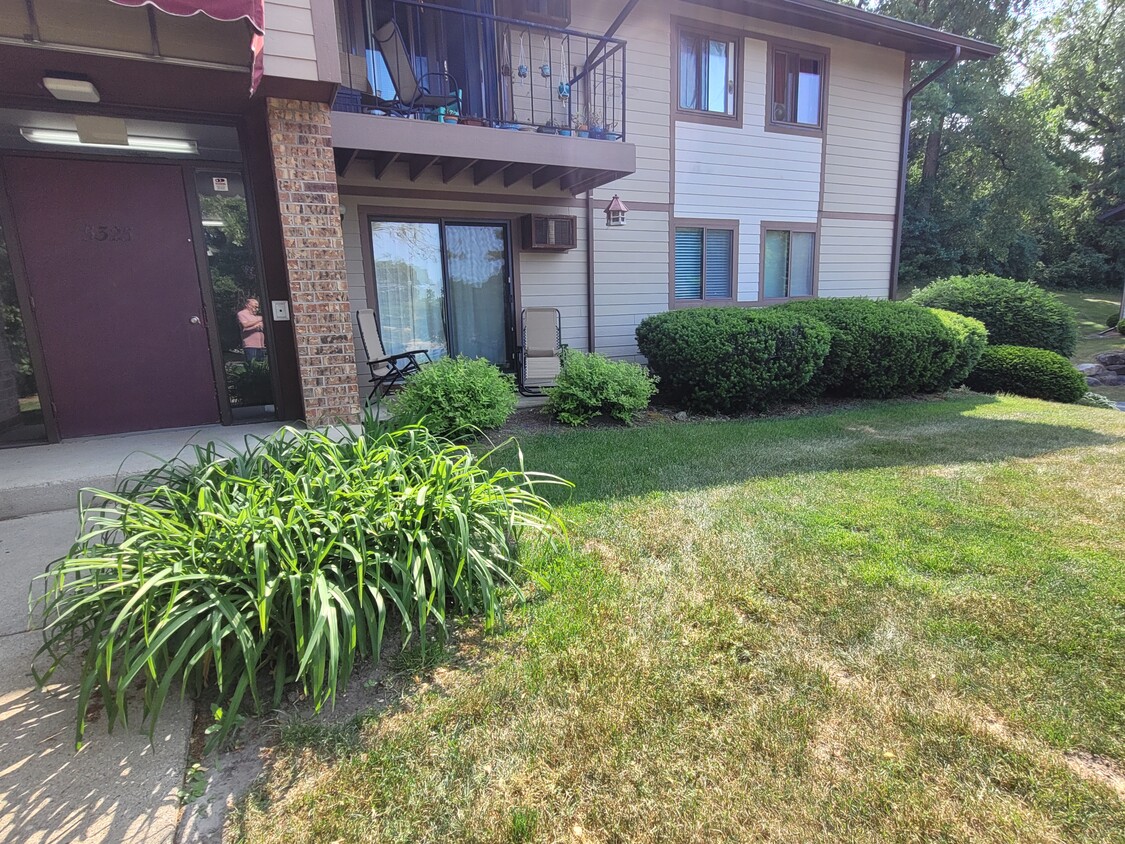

left=265, top=98, right=361, bottom=426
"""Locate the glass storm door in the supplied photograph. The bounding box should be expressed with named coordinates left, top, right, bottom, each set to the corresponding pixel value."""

left=194, top=170, right=276, bottom=418
left=369, top=219, right=512, bottom=367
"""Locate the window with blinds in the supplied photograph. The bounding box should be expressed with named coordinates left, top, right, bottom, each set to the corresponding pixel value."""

left=674, top=225, right=734, bottom=302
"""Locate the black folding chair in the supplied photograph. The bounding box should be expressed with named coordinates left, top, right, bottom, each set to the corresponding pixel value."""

left=356, top=309, right=432, bottom=401
left=366, top=20, right=460, bottom=117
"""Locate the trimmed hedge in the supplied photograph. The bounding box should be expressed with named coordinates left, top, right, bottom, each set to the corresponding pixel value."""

left=635, top=307, right=831, bottom=413
left=782, top=298, right=958, bottom=398
left=964, top=345, right=1086, bottom=404
left=909, top=274, right=1078, bottom=357
left=394, top=356, right=517, bottom=438
left=927, top=308, right=989, bottom=390
left=544, top=350, right=657, bottom=426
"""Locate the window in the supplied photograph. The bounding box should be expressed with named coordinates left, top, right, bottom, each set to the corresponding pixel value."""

left=762, top=227, right=816, bottom=300
left=369, top=219, right=512, bottom=366
left=678, top=29, right=738, bottom=117
left=674, top=225, right=735, bottom=302
left=769, top=44, right=825, bottom=130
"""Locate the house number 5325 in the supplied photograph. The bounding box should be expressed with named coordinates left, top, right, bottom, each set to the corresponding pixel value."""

left=82, top=225, right=133, bottom=242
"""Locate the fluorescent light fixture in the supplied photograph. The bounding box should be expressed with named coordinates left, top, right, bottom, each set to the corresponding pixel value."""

left=43, top=75, right=100, bottom=103
left=201, top=220, right=225, bottom=227
left=19, top=128, right=198, bottom=155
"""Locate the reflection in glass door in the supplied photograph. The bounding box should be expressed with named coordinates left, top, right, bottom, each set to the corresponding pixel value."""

left=370, top=221, right=447, bottom=357
left=369, top=219, right=512, bottom=367
left=0, top=217, right=45, bottom=445
left=194, top=171, right=275, bottom=420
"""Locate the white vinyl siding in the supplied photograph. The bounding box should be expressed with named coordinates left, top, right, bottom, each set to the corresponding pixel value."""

left=821, top=42, right=904, bottom=216
left=817, top=218, right=894, bottom=298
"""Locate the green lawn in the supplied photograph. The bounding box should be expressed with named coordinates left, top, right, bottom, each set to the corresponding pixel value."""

left=234, top=395, right=1125, bottom=843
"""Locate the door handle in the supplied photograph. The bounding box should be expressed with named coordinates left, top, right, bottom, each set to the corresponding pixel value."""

left=190, top=316, right=202, bottom=325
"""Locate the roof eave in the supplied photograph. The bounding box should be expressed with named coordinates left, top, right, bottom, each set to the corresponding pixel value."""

left=687, top=0, right=1001, bottom=62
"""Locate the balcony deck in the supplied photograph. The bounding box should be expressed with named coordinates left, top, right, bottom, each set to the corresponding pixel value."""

left=331, top=111, right=637, bottom=193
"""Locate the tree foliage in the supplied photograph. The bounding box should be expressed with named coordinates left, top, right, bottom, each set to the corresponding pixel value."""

left=849, top=0, right=1125, bottom=291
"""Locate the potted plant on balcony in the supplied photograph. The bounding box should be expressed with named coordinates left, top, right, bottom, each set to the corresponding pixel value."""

left=589, top=112, right=606, bottom=140
left=603, top=120, right=621, bottom=142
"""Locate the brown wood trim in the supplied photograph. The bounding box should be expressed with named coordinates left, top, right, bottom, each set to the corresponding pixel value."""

left=680, top=0, right=999, bottom=61
left=820, top=210, right=896, bottom=222
left=757, top=220, right=819, bottom=304
left=668, top=217, right=740, bottom=310
left=310, top=0, right=342, bottom=85
left=331, top=112, right=637, bottom=173
left=764, top=36, right=829, bottom=138
left=0, top=157, right=59, bottom=443
left=670, top=17, right=745, bottom=130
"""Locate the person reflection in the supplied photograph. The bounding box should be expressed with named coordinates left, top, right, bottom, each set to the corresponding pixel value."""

left=237, top=296, right=266, bottom=363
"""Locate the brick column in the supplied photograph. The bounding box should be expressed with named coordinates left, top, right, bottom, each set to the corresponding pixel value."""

left=265, top=98, right=361, bottom=426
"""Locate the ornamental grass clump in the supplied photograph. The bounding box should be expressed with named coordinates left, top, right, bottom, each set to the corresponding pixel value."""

left=31, top=422, right=569, bottom=752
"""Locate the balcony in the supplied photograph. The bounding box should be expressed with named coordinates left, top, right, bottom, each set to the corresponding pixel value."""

left=331, top=0, right=635, bottom=193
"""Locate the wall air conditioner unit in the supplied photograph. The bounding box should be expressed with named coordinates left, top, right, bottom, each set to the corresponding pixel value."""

left=522, top=214, right=578, bottom=252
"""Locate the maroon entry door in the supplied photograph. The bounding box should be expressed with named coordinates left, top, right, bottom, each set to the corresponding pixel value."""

left=3, top=157, right=220, bottom=438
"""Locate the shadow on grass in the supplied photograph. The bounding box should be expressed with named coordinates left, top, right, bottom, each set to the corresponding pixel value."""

left=509, top=394, right=1122, bottom=505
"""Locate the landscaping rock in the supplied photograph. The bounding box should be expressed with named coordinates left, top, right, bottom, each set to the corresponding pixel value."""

left=673, top=411, right=689, bottom=422
left=1094, top=351, right=1125, bottom=367
left=1087, top=377, right=1105, bottom=387
left=1078, top=363, right=1109, bottom=376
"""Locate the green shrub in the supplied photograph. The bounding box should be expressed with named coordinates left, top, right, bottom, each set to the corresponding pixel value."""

left=225, top=359, right=273, bottom=407
left=544, top=350, right=657, bottom=426
left=1078, top=391, right=1117, bottom=410
left=394, top=356, right=518, bottom=438
left=1117, top=318, right=1125, bottom=336
left=927, top=308, right=989, bottom=389
left=32, top=422, right=568, bottom=752
left=782, top=298, right=958, bottom=398
left=1107, top=312, right=1122, bottom=329
left=909, top=274, right=1078, bottom=356
left=964, top=345, right=1087, bottom=403
left=635, top=307, right=831, bottom=413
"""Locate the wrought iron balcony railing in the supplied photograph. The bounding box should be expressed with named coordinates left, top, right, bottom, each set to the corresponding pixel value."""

left=337, top=0, right=627, bottom=142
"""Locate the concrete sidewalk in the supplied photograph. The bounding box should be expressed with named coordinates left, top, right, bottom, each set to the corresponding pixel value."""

left=0, top=511, right=193, bottom=844
left=0, top=422, right=284, bottom=520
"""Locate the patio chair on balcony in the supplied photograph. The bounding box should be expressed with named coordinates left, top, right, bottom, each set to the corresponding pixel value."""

left=356, top=309, right=432, bottom=401
left=367, top=20, right=461, bottom=118
left=518, top=307, right=566, bottom=396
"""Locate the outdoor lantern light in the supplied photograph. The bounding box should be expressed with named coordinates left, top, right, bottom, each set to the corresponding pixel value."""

left=605, top=195, right=629, bottom=227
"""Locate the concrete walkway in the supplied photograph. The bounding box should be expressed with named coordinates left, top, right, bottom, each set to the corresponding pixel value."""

left=0, top=511, right=192, bottom=844
left=0, top=425, right=295, bottom=842
left=0, top=422, right=284, bottom=520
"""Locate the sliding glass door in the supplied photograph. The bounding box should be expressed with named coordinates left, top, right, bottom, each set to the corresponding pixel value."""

left=369, top=219, right=512, bottom=367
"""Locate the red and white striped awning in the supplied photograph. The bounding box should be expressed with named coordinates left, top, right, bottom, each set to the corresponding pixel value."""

left=107, top=0, right=265, bottom=92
